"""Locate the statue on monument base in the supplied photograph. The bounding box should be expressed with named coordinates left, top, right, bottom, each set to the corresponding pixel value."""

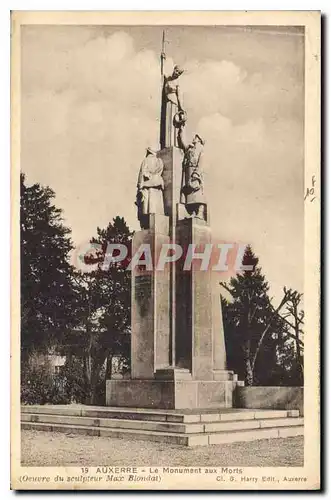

left=178, top=125, right=207, bottom=221
left=160, top=61, right=187, bottom=148
left=135, top=147, right=165, bottom=229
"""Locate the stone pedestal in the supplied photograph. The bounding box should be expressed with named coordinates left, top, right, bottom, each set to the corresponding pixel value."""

left=176, top=218, right=213, bottom=378
left=106, top=146, right=237, bottom=409
left=106, top=378, right=234, bottom=409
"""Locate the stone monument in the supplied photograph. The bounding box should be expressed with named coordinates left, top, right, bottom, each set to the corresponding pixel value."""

left=106, top=35, right=238, bottom=409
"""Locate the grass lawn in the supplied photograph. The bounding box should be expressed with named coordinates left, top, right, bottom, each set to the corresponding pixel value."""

left=21, top=430, right=303, bottom=467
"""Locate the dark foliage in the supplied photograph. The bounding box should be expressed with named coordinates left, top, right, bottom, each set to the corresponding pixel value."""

left=222, top=245, right=303, bottom=386
left=66, top=217, right=133, bottom=404
left=20, top=173, right=76, bottom=359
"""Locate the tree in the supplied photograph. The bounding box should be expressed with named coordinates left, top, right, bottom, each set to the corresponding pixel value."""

left=20, top=173, right=75, bottom=360
left=68, top=216, right=132, bottom=404
left=279, top=292, right=304, bottom=385
left=221, top=245, right=299, bottom=386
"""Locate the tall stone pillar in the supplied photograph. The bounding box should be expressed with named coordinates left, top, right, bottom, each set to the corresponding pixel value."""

left=106, top=146, right=236, bottom=409
left=131, top=214, right=170, bottom=379
left=176, top=218, right=214, bottom=379
left=157, top=147, right=183, bottom=367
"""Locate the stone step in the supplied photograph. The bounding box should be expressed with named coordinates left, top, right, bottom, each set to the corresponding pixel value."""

left=208, top=425, right=304, bottom=445
left=21, top=406, right=203, bottom=423
left=21, top=405, right=299, bottom=423
left=21, top=421, right=206, bottom=445
left=21, top=412, right=303, bottom=434
left=21, top=405, right=199, bottom=423
left=203, top=417, right=303, bottom=433
left=21, top=413, right=204, bottom=434
left=21, top=420, right=304, bottom=447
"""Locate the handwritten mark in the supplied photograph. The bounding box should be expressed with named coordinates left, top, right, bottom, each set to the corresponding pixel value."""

left=304, top=175, right=317, bottom=202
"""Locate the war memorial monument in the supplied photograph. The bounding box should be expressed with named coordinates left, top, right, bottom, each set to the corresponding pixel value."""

left=21, top=36, right=304, bottom=448
left=105, top=44, right=238, bottom=410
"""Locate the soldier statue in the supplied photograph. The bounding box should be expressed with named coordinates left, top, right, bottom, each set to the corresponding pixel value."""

left=178, top=125, right=206, bottom=220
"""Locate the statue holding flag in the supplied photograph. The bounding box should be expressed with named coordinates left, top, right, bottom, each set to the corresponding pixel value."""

left=160, top=32, right=187, bottom=149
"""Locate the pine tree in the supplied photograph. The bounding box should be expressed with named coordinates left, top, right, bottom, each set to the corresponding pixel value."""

left=20, top=173, right=75, bottom=359
left=221, top=245, right=295, bottom=385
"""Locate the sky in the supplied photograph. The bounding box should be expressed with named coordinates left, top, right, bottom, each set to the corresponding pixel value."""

left=21, top=25, right=304, bottom=300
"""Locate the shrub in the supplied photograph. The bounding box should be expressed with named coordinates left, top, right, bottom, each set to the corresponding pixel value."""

left=60, top=357, right=88, bottom=404
left=21, top=359, right=68, bottom=405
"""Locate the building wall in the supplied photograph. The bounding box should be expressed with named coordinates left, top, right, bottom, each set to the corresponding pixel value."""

left=28, top=352, right=66, bottom=374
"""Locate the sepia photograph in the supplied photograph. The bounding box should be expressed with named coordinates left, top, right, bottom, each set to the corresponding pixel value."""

left=11, top=10, right=320, bottom=490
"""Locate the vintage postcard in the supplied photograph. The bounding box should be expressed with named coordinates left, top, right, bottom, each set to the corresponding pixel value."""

left=11, top=11, right=320, bottom=490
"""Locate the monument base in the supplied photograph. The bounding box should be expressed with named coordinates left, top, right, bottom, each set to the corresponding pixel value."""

left=106, top=375, right=236, bottom=410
